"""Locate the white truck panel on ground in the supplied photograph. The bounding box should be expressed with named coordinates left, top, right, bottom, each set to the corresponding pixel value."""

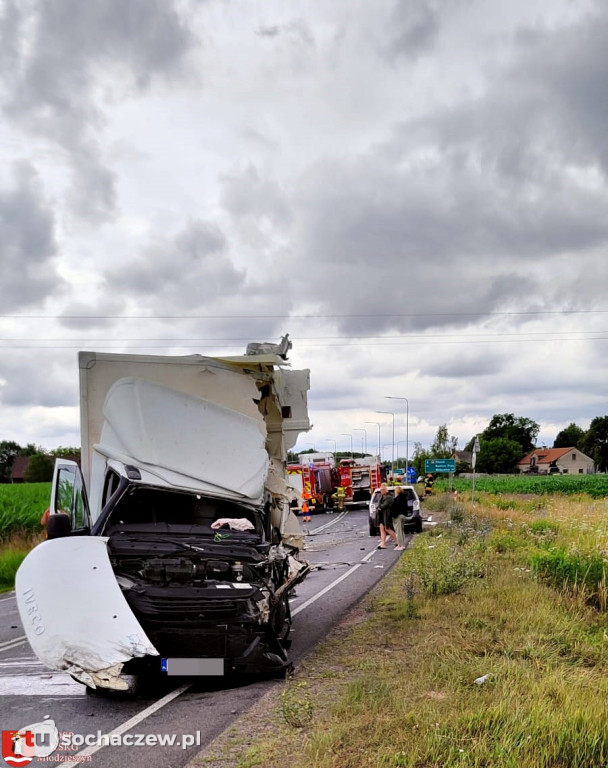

left=15, top=537, right=158, bottom=689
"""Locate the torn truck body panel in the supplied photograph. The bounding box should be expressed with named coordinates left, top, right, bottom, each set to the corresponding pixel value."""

left=17, top=338, right=312, bottom=689
left=15, top=536, right=158, bottom=689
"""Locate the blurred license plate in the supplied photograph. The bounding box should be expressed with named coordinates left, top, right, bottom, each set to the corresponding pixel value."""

left=161, top=658, right=224, bottom=676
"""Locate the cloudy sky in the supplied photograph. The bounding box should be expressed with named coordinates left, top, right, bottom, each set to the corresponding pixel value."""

left=1, top=0, right=607, bottom=460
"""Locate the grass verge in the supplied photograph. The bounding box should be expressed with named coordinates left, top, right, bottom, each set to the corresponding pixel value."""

left=192, top=493, right=608, bottom=768
left=0, top=531, right=44, bottom=591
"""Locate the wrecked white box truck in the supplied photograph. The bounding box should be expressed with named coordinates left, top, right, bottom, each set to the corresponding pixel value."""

left=16, top=337, right=312, bottom=691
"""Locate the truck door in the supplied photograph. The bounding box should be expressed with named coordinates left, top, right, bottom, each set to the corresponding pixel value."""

left=50, top=459, right=91, bottom=533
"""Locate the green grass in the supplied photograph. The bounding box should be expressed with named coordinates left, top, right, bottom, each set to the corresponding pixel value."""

left=0, top=549, right=28, bottom=591
left=0, top=483, right=51, bottom=538
left=199, top=493, right=608, bottom=768
left=0, top=483, right=50, bottom=590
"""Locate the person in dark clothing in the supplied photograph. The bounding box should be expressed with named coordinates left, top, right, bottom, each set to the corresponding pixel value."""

left=377, top=483, right=398, bottom=548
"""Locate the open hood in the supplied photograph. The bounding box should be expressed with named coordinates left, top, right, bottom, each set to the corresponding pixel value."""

left=97, top=378, right=269, bottom=503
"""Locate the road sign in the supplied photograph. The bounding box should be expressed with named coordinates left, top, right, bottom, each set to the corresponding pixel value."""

left=425, top=458, right=456, bottom=473
left=473, top=436, right=481, bottom=453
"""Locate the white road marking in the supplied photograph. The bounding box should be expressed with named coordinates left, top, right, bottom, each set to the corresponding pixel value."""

left=0, top=592, right=16, bottom=603
left=308, top=509, right=348, bottom=534
left=0, top=636, right=28, bottom=653
left=77, top=683, right=192, bottom=757
left=292, top=544, right=381, bottom=617
left=0, top=674, right=85, bottom=696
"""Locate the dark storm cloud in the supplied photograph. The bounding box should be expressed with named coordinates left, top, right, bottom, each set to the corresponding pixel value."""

left=0, top=0, right=195, bottom=222
left=385, top=0, right=452, bottom=60
left=0, top=162, right=65, bottom=311
left=509, top=7, right=608, bottom=175
left=290, top=3, right=608, bottom=337
left=257, top=25, right=281, bottom=38
left=104, top=220, right=236, bottom=306
left=99, top=220, right=298, bottom=339
left=423, top=349, right=506, bottom=379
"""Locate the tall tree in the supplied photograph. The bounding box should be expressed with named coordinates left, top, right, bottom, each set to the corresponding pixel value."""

left=481, top=413, right=539, bottom=454
left=430, top=425, right=458, bottom=457
left=553, top=423, right=585, bottom=449
left=476, top=438, right=522, bottom=474
left=581, top=416, right=608, bottom=472
left=23, top=453, right=54, bottom=483
left=411, top=442, right=431, bottom=477
left=0, top=441, right=23, bottom=483
left=50, top=446, right=81, bottom=460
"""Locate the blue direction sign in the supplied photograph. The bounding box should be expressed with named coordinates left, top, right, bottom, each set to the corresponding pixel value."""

left=425, top=458, right=456, bottom=473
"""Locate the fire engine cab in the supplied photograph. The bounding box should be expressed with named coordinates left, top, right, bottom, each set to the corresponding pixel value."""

left=287, top=453, right=338, bottom=512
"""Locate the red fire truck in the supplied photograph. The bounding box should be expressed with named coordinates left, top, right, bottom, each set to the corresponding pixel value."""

left=338, top=458, right=383, bottom=503
left=287, top=454, right=339, bottom=513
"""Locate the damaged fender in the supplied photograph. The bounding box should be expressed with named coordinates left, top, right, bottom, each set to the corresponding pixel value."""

left=15, top=537, right=158, bottom=689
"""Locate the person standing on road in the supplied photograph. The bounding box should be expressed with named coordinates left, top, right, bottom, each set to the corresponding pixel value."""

left=301, top=499, right=311, bottom=522
left=377, top=483, right=398, bottom=548
left=390, top=486, right=407, bottom=550
left=331, top=485, right=346, bottom=513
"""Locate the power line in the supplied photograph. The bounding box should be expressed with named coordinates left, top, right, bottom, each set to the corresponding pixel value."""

left=0, top=309, right=607, bottom=320
left=0, top=336, right=607, bottom=350
left=2, top=329, right=608, bottom=342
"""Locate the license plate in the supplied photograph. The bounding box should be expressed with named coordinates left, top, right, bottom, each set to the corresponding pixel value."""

left=161, top=658, right=224, bottom=676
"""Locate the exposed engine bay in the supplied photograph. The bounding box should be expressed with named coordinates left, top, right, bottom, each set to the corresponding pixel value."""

left=104, top=485, right=310, bottom=676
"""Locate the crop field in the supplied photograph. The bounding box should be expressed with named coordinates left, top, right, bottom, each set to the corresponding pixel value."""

left=0, top=483, right=50, bottom=590
left=0, top=482, right=51, bottom=538
left=435, top=473, right=608, bottom=498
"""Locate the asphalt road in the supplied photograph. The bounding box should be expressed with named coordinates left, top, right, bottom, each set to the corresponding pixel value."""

left=0, top=506, right=410, bottom=768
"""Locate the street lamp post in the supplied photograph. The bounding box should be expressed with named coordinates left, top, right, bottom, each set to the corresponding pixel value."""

left=340, top=433, right=353, bottom=458
left=376, top=411, right=395, bottom=475
left=364, top=421, right=381, bottom=461
left=397, top=441, right=408, bottom=470
left=386, top=396, right=409, bottom=480
left=325, top=439, right=337, bottom=457
left=353, top=428, right=367, bottom=455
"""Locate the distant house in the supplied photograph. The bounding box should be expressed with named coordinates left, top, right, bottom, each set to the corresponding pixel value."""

left=454, top=450, right=473, bottom=469
left=517, top=447, right=594, bottom=475
left=10, top=456, right=30, bottom=483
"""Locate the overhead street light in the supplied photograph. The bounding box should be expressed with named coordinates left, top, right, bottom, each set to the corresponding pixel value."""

left=353, top=428, right=367, bottom=455
left=376, top=411, right=395, bottom=474
left=364, top=421, right=381, bottom=460
left=386, top=396, right=409, bottom=480
left=340, top=433, right=353, bottom=458
left=325, top=438, right=337, bottom=455
left=397, top=441, right=408, bottom=469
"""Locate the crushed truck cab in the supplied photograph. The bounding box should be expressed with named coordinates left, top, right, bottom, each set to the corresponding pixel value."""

left=16, top=337, right=311, bottom=690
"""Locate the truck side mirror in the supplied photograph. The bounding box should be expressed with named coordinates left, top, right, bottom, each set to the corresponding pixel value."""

left=47, top=513, right=72, bottom=539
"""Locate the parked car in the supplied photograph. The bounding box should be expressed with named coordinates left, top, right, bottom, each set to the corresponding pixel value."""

left=369, top=485, right=422, bottom=536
